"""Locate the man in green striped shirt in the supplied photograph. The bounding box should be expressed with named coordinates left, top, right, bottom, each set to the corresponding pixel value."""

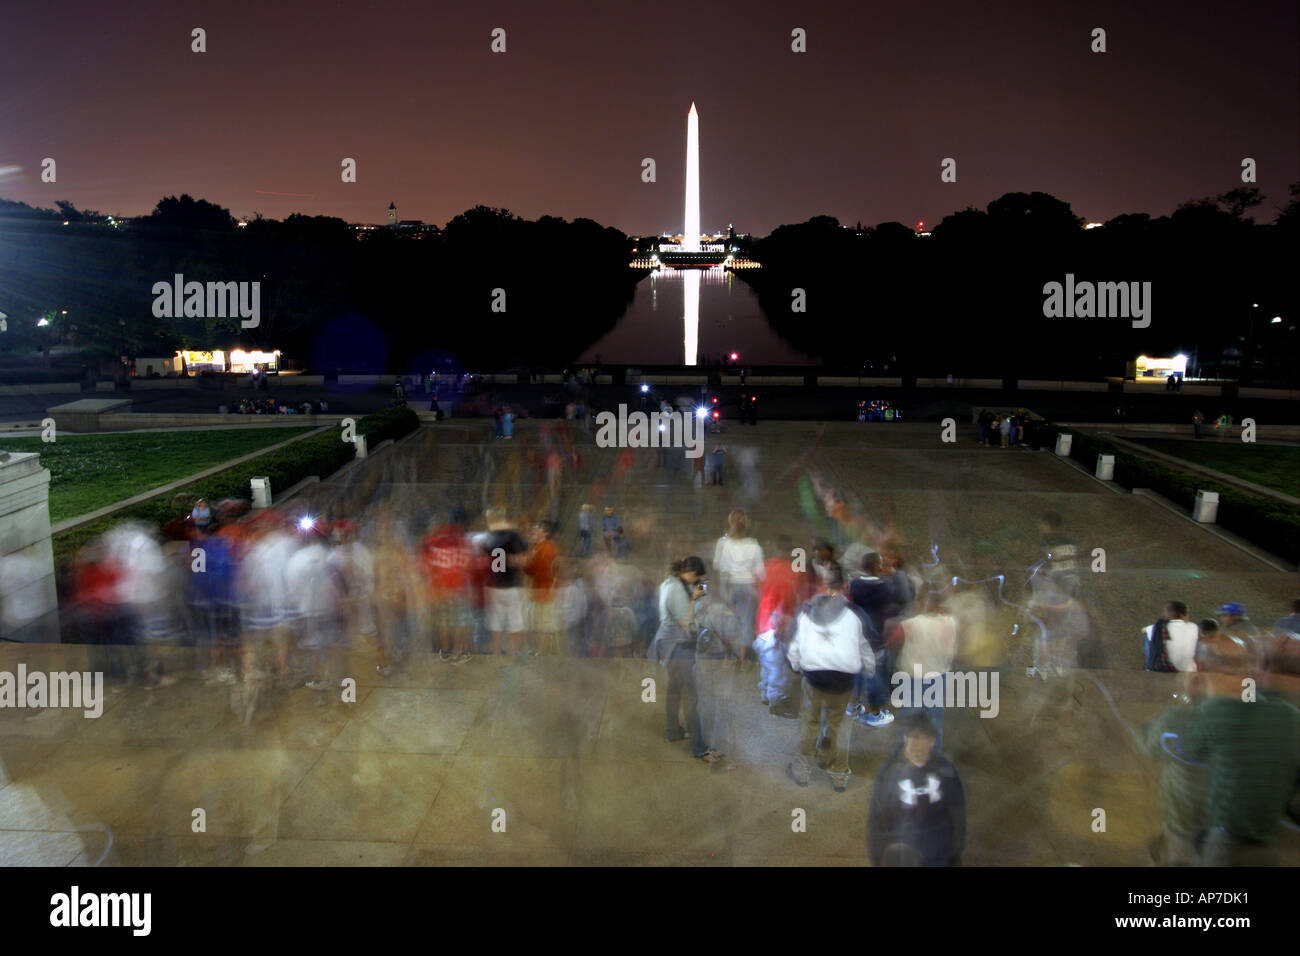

left=1182, top=680, right=1300, bottom=866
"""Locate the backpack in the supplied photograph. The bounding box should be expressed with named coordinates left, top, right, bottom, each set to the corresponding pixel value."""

left=1144, top=619, right=1177, bottom=672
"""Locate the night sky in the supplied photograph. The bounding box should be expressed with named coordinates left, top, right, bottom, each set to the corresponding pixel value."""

left=3, top=0, right=1296, bottom=235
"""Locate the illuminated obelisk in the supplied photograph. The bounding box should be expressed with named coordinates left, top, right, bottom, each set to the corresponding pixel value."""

left=683, top=102, right=700, bottom=252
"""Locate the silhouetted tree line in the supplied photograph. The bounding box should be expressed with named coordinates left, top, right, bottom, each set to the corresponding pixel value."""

left=0, top=197, right=641, bottom=372
left=738, top=186, right=1299, bottom=384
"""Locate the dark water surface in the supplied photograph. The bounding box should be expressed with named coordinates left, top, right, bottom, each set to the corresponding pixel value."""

left=579, top=267, right=817, bottom=366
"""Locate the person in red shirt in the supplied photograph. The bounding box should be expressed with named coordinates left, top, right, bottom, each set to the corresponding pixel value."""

left=69, top=541, right=127, bottom=680
left=525, top=520, right=561, bottom=655
left=422, top=510, right=476, bottom=663
left=755, top=534, right=808, bottom=717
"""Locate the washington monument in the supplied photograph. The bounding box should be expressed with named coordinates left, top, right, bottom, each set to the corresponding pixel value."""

left=683, top=102, right=700, bottom=252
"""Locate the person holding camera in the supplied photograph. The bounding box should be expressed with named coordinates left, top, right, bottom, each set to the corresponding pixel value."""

left=648, top=556, right=723, bottom=764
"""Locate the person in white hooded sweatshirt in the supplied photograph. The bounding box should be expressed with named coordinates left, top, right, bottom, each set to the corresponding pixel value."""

left=787, top=562, right=874, bottom=791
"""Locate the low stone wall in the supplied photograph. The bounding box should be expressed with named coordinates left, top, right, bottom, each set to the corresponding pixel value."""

left=45, top=398, right=133, bottom=433
left=0, top=452, right=59, bottom=642
left=0, top=383, right=77, bottom=396
left=91, top=412, right=350, bottom=432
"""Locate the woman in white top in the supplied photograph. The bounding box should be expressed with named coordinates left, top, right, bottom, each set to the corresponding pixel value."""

left=713, top=509, right=765, bottom=664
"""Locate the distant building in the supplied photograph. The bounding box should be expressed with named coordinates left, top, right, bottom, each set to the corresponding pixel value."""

left=388, top=202, right=397, bottom=227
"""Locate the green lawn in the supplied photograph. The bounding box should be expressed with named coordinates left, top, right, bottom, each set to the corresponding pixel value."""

left=1128, top=438, right=1300, bottom=498
left=2, top=427, right=316, bottom=524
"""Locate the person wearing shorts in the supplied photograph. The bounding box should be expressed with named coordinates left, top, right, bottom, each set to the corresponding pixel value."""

left=526, top=520, right=561, bottom=656
left=482, top=507, right=529, bottom=655
left=423, top=512, right=475, bottom=663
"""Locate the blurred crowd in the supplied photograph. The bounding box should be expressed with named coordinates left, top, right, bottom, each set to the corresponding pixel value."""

left=33, top=441, right=1299, bottom=869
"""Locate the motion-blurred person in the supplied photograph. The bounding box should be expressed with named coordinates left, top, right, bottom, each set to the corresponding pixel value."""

left=1142, top=601, right=1200, bottom=673
left=811, top=538, right=837, bottom=586
left=190, top=498, right=212, bottom=533
left=526, top=520, right=561, bottom=656
left=286, top=520, right=346, bottom=702
left=886, top=592, right=957, bottom=751
left=102, top=522, right=182, bottom=689
left=1212, top=602, right=1262, bottom=667
left=1025, top=538, right=1090, bottom=679
left=1142, top=672, right=1211, bottom=865
left=1273, top=599, right=1300, bottom=637
left=423, top=510, right=475, bottom=663
left=191, top=526, right=240, bottom=685
left=556, top=561, right=589, bottom=657
left=826, top=492, right=848, bottom=548
left=600, top=506, right=624, bottom=556
left=577, top=503, right=594, bottom=558
left=848, top=551, right=899, bottom=728
left=869, top=711, right=966, bottom=866
left=1263, top=599, right=1300, bottom=677
left=67, top=540, right=127, bottom=683
left=786, top=562, right=874, bottom=791
left=713, top=509, right=765, bottom=666
left=755, top=534, right=804, bottom=717
left=330, top=521, right=382, bottom=675
left=708, top=443, right=726, bottom=486
left=371, top=512, right=420, bottom=669
left=647, top=556, right=722, bottom=763
left=1184, top=641, right=1300, bottom=866
left=482, top=507, right=529, bottom=655
left=236, top=514, right=300, bottom=717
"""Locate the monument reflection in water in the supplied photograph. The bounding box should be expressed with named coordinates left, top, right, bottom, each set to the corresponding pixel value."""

left=580, top=266, right=814, bottom=367
left=683, top=269, right=700, bottom=366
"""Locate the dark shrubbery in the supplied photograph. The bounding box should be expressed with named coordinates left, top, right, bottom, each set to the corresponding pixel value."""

left=51, top=406, right=418, bottom=568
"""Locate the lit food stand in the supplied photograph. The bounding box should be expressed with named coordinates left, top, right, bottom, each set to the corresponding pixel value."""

left=176, top=348, right=280, bottom=374
left=1135, top=355, right=1187, bottom=379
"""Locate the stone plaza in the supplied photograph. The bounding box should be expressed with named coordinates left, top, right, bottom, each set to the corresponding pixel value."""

left=1, top=421, right=1296, bottom=866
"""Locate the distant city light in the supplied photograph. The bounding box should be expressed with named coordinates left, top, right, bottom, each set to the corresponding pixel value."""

left=1271, top=316, right=1282, bottom=324
left=640, top=383, right=649, bottom=392
left=36, top=317, right=49, bottom=327
left=729, top=352, right=738, bottom=361
left=1084, top=222, right=1104, bottom=229
left=695, top=407, right=707, bottom=419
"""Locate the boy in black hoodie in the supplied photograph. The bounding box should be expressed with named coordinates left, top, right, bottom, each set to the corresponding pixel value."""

left=868, top=712, right=966, bottom=866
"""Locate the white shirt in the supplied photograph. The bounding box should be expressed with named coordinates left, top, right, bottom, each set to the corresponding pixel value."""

left=1144, top=619, right=1199, bottom=672
left=713, top=536, right=765, bottom=585
left=787, top=598, right=873, bottom=676
left=896, top=613, right=958, bottom=675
